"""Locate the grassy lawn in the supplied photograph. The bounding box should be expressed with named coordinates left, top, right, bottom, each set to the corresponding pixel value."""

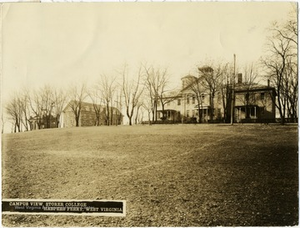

left=1, top=124, right=298, bottom=226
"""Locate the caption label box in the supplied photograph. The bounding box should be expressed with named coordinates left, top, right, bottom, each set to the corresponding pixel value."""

left=2, top=199, right=126, bottom=216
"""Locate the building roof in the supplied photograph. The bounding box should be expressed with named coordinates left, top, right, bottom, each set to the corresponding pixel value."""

left=163, top=89, right=182, bottom=98
left=181, top=75, right=197, bottom=80
left=234, top=83, right=276, bottom=93
left=63, top=100, right=121, bottom=113
left=198, top=66, right=214, bottom=74
left=180, top=75, right=200, bottom=92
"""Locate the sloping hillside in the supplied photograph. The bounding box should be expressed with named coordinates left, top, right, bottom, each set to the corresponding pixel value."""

left=2, top=124, right=298, bottom=226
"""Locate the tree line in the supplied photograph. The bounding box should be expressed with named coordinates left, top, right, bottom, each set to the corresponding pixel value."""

left=261, top=7, right=298, bottom=124
left=4, top=63, right=174, bottom=132
left=3, top=9, right=298, bottom=132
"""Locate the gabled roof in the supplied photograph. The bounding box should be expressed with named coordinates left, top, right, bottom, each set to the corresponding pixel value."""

left=63, top=100, right=121, bottom=113
left=163, top=89, right=182, bottom=98
left=235, top=83, right=276, bottom=93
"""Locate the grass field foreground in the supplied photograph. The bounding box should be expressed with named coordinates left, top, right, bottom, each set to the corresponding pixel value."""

left=2, top=124, right=298, bottom=226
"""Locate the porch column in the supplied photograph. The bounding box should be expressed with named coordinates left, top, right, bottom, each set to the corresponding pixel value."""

left=254, top=106, right=257, bottom=118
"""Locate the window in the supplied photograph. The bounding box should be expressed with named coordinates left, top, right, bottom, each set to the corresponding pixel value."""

left=261, top=93, right=265, bottom=100
left=178, top=99, right=181, bottom=105
left=187, top=110, right=190, bottom=117
left=187, top=96, right=190, bottom=104
left=192, top=96, right=195, bottom=104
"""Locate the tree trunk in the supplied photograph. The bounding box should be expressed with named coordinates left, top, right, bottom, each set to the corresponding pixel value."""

left=148, top=111, right=152, bottom=125
left=96, top=115, right=100, bottom=126
left=75, top=112, right=80, bottom=127
left=128, top=117, right=132, bottom=126
left=135, top=106, right=141, bottom=124
left=152, top=109, right=155, bottom=122
left=161, top=102, right=165, bottom=122
left=154, top=100, right=158, bottom=121
left=210, top=94, right=215, bottom=121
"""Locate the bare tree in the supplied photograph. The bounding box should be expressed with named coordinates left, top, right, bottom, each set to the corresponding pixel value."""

left=143, top=65, right=171, bottom=122
left=218, top=63, right=233, bottom=122
left=18, top=89, right=32, bottom=131
left=237, top=63, right=260, bottom=119
left=53, top=88, right=67, bottom=128
left=143, top=66, right=157, bottom=122
left=285, top=57, right=298, bottom=121
left=6, top=85, right=67, bottom=131
left=141, top=96, right=153, bottom=125
left=121, top=65, right=143, bottom=126
left=156, top=72, right=172, bottom=122
left=134, top=101, right=144, bottom=125
left=114, top=90, right=123, bottom=126
left=28, top=88, right=44, bottom=129
left=7, top=90, right=32, bottom=132
left=39, top=85, right=56, bottom=128
left=198, top=64, right=223, bottom=121
left=1, top=112, right=6, bottom=134
left=185, top=75, right=206, bottom=123
left=25, top=86, right=65, bottom=129
left=5, top=94, right=23, bottom=133
left=262, top=10, right=297, bottom=124
left=143, top=72, right=155, bottom=122
left=98, top=74, right=118, bottom=126
left=68, top=83, right=87, bottom=127
left=88, top=85, right=103, bottom=126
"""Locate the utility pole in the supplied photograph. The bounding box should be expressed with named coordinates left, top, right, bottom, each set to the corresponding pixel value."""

left=230, top=54, right=236, bottom=125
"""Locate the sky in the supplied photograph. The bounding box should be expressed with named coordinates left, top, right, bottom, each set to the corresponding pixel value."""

left=1, top=2, right=296, bottom=104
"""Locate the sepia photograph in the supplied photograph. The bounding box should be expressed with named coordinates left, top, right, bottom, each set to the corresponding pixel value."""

left=1, top=2, right=298, bottom=226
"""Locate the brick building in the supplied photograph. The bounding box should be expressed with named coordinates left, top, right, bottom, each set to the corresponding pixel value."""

left=60, top=101, right=123, bottom=128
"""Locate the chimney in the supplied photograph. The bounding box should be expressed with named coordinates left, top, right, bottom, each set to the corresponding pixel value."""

left=237, top=73, right=242, bottom=84
left=267, top=79, right=270, bottom=87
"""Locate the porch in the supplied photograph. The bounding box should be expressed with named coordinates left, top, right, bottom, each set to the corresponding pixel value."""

left=157, top=109, right=181, bottom=122
left=235, top=105, right=259, bottom=123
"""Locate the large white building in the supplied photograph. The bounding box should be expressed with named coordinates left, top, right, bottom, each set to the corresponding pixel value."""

left=156, top=67, right=276, bottom=123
